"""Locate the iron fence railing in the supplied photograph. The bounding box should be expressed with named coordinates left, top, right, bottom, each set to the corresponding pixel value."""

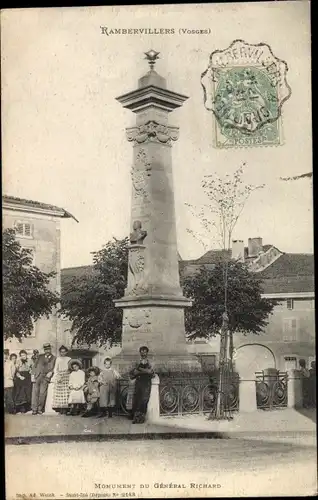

left=255, top=371, right=288, bottom=410
left=159, top=371, right=239, bottom=416
left=114, top=371, right=240, bottom=417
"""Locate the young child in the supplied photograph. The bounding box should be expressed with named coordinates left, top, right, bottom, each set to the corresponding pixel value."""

left=82, top=366, right=100, bottom=418
left=98, top=357, right=121, bottom=418
left=67, top=359, right=85, bottom=416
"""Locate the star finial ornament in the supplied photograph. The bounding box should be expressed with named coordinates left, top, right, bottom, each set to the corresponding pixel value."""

left=144, top=49, right=160, bottom=70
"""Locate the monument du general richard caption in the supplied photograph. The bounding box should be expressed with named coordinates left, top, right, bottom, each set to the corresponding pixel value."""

left=113, top=50, right=201, bottom=375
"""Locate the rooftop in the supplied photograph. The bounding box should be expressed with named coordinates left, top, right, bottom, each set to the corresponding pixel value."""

left=61, top=247, right=314, bottom=297
left=182, top=247, right=314, bottom=295
left=2, top=195, right=78, bottom=222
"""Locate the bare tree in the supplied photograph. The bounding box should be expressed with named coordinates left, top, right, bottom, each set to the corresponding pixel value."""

left=186, top=163, right=264, bottom=419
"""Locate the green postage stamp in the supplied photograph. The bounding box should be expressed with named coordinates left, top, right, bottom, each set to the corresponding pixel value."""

left=201, top=40, right=292, bottom=148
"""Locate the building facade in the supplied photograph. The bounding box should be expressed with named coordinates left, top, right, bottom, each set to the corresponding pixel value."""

left=3, top=195, right=77, bottom=356
left=183, top=237, right=315, bottom=376
left=60, top=237, right=315, bottom=374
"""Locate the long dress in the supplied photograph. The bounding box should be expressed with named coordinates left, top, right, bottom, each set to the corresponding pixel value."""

left=130, top=359, right=154, bottom=423
left=98, top=368, right=120, bottom=408
left=45, top=381, right=55, bottom=414
left=52, top=356, right=71, bottom=410
left=68, top=370, right=86, bottom=404
left=14, top=359, right=32, bottom=412
left=126, top=379, right=136, bottom=411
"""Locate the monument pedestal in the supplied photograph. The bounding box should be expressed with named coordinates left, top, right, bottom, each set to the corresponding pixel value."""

left=113, top=352, right=201, bottom=374
left=114, top=295, right=201, bottom=373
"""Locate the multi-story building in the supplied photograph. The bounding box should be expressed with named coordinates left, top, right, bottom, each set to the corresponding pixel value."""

left=60, top=237, right=315, bottom=374
left=3, top=195, right=77, bottom=356
left=184, top=237, right=315, bottom=375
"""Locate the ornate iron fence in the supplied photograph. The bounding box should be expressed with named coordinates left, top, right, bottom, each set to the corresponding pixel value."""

left=114, top=371, right=240, bottom=416
left=115, top=377, right=131, bottom=415
left=159, top=371, right=239, bottom=416
left=255, top=371, right=288, bottom=410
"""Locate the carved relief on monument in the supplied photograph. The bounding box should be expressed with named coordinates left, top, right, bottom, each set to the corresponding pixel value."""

left=131, top=148, right=152, bottom=203
left=127, top=244, right=148, bottom=295
left=122, top=308, right=152, bottom=332
left=127, top=121, right=179, bottom=144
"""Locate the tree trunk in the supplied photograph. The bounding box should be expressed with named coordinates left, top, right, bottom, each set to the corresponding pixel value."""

left=210, top=312, right=229, bottom=420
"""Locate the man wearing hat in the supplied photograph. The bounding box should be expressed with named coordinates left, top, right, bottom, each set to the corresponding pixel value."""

left=31, top=343, right=56, bottom=415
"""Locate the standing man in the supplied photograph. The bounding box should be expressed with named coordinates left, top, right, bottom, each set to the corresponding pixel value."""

left=4, top=349, right=16, bottom=414
left=31, top=343, right=56, bottom=415
left=129, top=346, right=155, bottom=424
left=299, top=358, right=310, bottom=409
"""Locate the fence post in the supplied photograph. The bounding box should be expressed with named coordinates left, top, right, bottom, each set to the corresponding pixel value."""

left=239, top=378, right=257, bottom=413
left=147, top=373, right=160, bottom=422
left=287, top=369, right=303, bottom=408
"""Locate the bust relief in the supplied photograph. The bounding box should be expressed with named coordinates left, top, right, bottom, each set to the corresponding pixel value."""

left=130, top=220, right=147, bottom=245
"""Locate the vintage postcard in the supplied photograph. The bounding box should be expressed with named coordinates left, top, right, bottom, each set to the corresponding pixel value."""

left=2, top=2, right=316, bottom=499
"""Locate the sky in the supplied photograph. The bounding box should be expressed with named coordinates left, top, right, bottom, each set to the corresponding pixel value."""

left=2, top=2, right=313, bottom=269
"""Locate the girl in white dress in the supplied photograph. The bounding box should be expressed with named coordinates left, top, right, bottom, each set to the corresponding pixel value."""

left=68, top=359, right=85, bottom=416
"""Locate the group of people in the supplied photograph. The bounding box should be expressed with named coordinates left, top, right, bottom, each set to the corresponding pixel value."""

left=4, top=344, right=155, bottom=424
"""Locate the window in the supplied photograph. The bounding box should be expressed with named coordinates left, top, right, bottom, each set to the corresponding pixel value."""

left=282, top=318, right=298, bottom=341
left=14, top=221, right=33, bottom=239
left=286, top=299, right=294, bottom=310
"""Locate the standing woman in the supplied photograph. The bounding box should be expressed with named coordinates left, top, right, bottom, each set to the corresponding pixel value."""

left=9, top=353, right=18, bottom=411
left=52, top=345, right=71, bottom=415
left=14, top=350, right=32, bottom=413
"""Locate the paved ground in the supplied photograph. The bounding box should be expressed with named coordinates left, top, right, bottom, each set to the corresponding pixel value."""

left=5, top=408, right=316, bottom=446
left=5, top=414, right=226, bottom=443
left=5, top=438, right=317, bottom=498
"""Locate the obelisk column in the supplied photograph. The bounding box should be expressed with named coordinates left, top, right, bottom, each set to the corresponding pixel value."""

left=114, top=51, right=200, bottom=372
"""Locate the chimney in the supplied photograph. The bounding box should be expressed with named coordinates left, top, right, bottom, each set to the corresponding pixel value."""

left=232, top=240, right=245, bottom=261
left=248, top=237, right=263, bottom=258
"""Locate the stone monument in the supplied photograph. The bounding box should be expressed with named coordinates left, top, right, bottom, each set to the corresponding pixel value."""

left=114, top=50, right=201, bottom=372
